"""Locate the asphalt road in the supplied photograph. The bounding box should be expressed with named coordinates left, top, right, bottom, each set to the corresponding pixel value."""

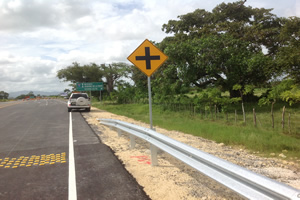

left=0, top=100, right=149, bottom=200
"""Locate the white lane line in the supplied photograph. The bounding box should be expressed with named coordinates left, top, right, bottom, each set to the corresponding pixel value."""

left=69, top=112, right=77, bottom=200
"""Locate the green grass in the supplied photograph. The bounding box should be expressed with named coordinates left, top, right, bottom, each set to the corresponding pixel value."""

left=92, top=102, right=300, bottom=163
left=225, top=102, right=300, bottom=136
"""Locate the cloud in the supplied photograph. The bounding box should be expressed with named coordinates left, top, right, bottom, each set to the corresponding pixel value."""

left=244, top=0, right=300, bottom=17
left=0, top=0, right=299, bottom=93
left=0, top=51, right=69, bottom=92
left=0, top=0, right=91, bottom=32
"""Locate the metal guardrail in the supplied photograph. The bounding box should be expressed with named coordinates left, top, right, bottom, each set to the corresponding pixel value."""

left=98, top=118, right=300, bottom=200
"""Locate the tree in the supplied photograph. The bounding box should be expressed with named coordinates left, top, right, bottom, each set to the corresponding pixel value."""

left=57, top=62, right=104, bottom=84
left=100, top=63, right=131, bottom=95
left=28, top=91, right=35, bottom=97
left=110, top=82, right=136, bottom=104
left=233, top=84, right=255, bottom=123
left=162, top=1, right=282, bottom=55
left=160, top=1, right=286, bottom=97
left=57, top=62, right=131, bottom=95
left=130, top=67, right=148, bottom=101
left=0, top=91, right=9, bottom=99
left=15, top=91, right=35, bottom=100
left=258, top=79, right=299, bottom=127
left=153, top=65, right=188, bottom=102
left=280, top=84, right=300, bottom=105
left=16, top=94, right=27, bottom=100
left=277, top=17, right=300, bottom=83
left=163, top=34, right=272, bottom=97
left=64, top=89, right=71, bottom=94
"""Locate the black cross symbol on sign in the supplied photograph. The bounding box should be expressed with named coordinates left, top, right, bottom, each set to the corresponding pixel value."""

left=136, top=47, right=160, bottom=70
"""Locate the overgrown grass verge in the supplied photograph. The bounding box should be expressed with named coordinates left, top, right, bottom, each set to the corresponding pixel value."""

left=92, top=102, right=300, bottom=162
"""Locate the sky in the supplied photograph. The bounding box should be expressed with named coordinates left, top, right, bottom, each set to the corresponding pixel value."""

left=0, top=0, right=299, bottom=94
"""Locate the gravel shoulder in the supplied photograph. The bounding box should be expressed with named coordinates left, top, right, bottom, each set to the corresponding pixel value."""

left=82, top=107, right=300, bottom=200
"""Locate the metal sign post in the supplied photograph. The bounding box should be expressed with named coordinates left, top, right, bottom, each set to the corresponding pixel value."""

left=128, top=39, right=168, bottom=130
left=147, top=77, right=153, bottom=129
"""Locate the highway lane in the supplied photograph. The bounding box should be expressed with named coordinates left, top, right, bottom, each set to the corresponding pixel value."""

left=0, top=100, right=149, bottom=200
left=0, top=100, right=69, bottom=199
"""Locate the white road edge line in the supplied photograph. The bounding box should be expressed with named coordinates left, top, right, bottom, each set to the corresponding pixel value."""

left=69, top=112, right=77, bottom=200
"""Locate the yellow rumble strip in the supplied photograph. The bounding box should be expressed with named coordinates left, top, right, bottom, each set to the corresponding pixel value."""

left=0, top=152, right=66, bottom=169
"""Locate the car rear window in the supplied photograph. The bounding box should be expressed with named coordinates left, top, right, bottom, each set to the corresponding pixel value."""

left=71, top=94, right=88, bottom=99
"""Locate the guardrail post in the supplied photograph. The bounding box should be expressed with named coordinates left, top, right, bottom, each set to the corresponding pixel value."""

left=130, top=135, right=136, bottom=149
left=150, top=144, right=158, bottom=166
left=117, top=129, right=122, bottom=137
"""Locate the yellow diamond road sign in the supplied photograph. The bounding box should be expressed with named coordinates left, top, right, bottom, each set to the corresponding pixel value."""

left=127, top=39, right=168, bottom=77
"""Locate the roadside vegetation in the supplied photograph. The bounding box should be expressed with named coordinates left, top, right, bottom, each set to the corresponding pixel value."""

left=92, top=101, right=300, bottom=161
left=0, top=99, right=9, bottom=102
left=0, top=91, right=9, bottom=101
left=55, top=1, right=300, bottom=161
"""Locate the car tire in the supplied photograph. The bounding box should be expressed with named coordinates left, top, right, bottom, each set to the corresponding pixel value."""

left=68, top=108, right=72, bottom=112
left=86, top=108, right=90, bottom=112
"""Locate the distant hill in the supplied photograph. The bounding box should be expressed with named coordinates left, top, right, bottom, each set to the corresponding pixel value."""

left=9, top=91, right=62, bottom=98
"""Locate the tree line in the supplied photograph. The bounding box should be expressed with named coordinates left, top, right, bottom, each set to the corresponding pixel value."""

left=57, top=1, right=300, bottom=106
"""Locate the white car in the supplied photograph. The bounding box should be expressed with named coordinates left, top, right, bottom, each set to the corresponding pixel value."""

left=67, top=93, right=91, bottom=112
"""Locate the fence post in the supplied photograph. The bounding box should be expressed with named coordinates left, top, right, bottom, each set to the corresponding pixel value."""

left=282, top=106, right=286, bottom=130
left=242, top=102, right=246, bottom=124
left=215, top=104, right=217, bottom=120
left=235, top=110, right=237, bottom=124
left=288, top=113, right=291, bottom=134
left=253, top=108, right=257, bottom=127
left=271, top=101, right=275, bottom=129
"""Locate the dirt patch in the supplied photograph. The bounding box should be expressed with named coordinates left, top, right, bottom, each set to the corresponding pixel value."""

left=82, top=107, right=300, bottom=199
